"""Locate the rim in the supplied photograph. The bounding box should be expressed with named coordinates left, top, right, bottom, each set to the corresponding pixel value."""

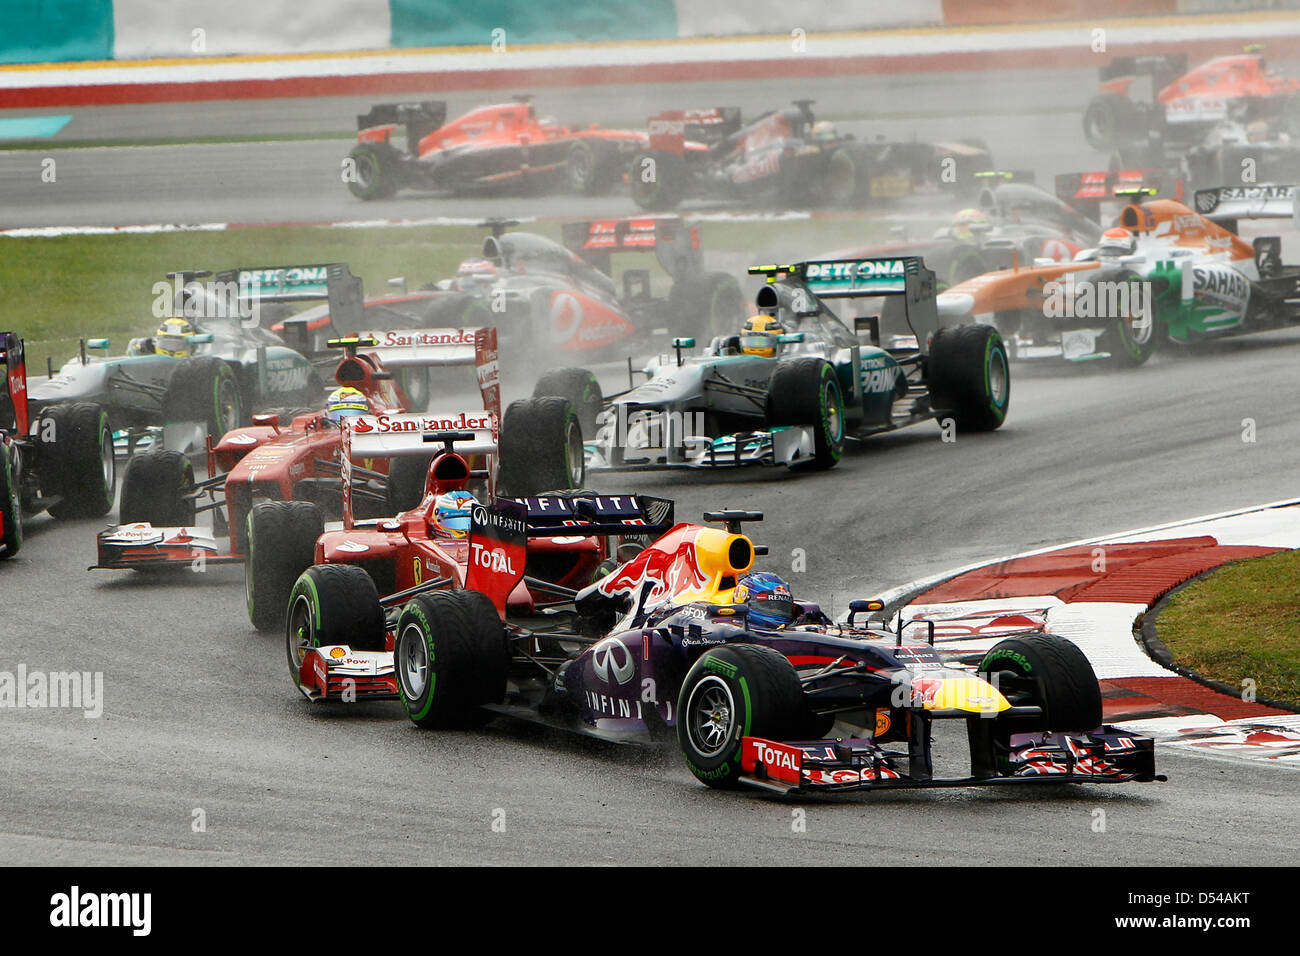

left=685, top=675, right=736, bottom=758
left=565, top=420, right=585, bottom=487
left=570, top=146, right=594, bottom=186
left=988, top=350, right=1009, bottom=405
left=98, top=425, right=115, bottom=491
left=398, top=622, right=429, bottom=699
left=286, top=593, right=314, bottom=684
left=218, top=377, right=240, bottom=432
left=355, top=152, right=377, bottom=189
left=824, top=380, right=844, bottom=443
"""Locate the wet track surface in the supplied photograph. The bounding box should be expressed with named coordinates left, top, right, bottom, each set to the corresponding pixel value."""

left=3, top=67, right=1300, bottom=864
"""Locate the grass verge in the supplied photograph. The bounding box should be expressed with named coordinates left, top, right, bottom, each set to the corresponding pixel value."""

left=0, top=215, right=896, bottom=368
left=1157, top=549, right=1300, bottom=709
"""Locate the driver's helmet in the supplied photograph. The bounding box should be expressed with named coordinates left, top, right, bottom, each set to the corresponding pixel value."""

left=155, top=317, right=196, bottom=358
left=1246, top=120, right=1270, bottom=143
left=811, top=120, right=838, bottom=142
left=324, top=386, right=370, bottom=423
left=951, top=207, right=991, bottom=241
left=734, top=572, right=796, bottom=629
left=739, top=314, right=785, bottom=358
left=430, top=490, right=478, bottom=538
left=455, top=257, right=498, bottom=294
left=1098, top=226, right=1136, bottom=257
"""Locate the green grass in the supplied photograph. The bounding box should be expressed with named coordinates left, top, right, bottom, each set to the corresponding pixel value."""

left=1157, top=549, right=1300, bottom=709
left=1, top=215, right=899, bottom=371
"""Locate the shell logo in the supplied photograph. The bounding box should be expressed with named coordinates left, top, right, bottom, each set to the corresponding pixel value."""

left=329, top=647, right=346, bottom=659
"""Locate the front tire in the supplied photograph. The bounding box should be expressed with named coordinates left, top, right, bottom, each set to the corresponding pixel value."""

left=163, top=357, right=241, bottom=442
left=347, top=143, right=402, bottom=200
left=667, top=271, right=748, bottom=341
left=286, top=564, right=387, bottom=692
left=927, top=324, right=1010, bottom=432
left=629, top=150, right=684, bottom=211
left=246, top=500, right=324, bottom=631
left=765, top=358, right=845, bottom=470
left=119, top=449, right=196, bottom=526
left=980, top=633, right=1103, bottom=741
left=395, top=590, right=509, bottom=728
left=0, top=441, right=21, bottom=559
left=532, top=368, right=604, bottom=436
left=677, top=644, right=804, bottom=789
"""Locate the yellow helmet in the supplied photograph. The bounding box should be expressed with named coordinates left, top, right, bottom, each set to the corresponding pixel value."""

left=325, top=386, right=370, bottom=422
left=155, top=317, right=195, bottom=358
left=740, top=314, right=785, bottom=358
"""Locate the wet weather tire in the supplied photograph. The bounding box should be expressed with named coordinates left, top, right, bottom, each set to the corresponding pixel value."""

left=385, top=454, right=433, bottom=514
left=980, top=634, right=1103, bottom=735
left=532, top=367, right=604, bottom=436
left=766, top=358, right=845, bottom=470
left=163, top=357, right=242, bottom=443
left=286, top=564, right=386, bottom=692
left=1083, top=93, right=1140, bottom=150
left=0, top=441, right=21, bottom=559
left=566, top=140, right=621, bottom=196
left=668, top=271, right=748, bottom=341
left=928, top=323, right=1010, bottom=432
left=119, top=449, right=196, bottom=526
left=678, top=644, right=804, bottom=789
left=629, top=150, right=684, bottom=211
left=38, top=403, right=115, bottom=519
left=395, top=589, right=509, bottom=728
left=347, top=143, right=402, bottom=200
left=498, top=397, right=583, bottom=495
left=246, top=500, right=324, bottom=632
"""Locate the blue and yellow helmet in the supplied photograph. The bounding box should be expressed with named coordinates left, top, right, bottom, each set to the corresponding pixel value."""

left=325, top=386, right=370, bottom=423
left=431, top=490, right=478, bottom=538
left=735, top=571, right=795, bottom=629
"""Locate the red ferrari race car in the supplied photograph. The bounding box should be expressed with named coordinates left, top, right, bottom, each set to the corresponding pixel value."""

left=629, top=101, right=995, bottom=211
left=432, top=217, right=746, bottom=358
left=2, top=332, right=116, bottom=560
left=1083, top=47, right=1300, bottom=151
left=345, top=97, right=646, bottom=200
left=272, top=437, right=671, bottom=699
left=91, top=326, right=585, bottom=629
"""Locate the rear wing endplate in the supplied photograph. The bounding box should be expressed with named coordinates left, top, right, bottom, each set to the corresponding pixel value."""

left=1193, top=184, right=1300, bottom=230
left=213, top=262, right=365, bottom=332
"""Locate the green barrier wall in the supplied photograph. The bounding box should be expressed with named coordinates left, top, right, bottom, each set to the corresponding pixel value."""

left=390, top=0, right=678, bottom=46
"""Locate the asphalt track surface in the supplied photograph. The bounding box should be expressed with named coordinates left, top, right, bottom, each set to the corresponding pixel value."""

left=4, top=64, right=1300, bottom=866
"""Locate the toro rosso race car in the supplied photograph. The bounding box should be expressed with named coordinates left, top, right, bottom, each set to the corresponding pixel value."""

left=434, top=217, right=746, bottom=357
left=937, top=182, right=1300, bottom=366
left=92, top=326, right=585, bottom=629
left=2, top=332, right=116, bottom=559
left=346, top=97, right=645, bottom=200
left=532, top=255, right=1009, bottom=472
left=288, top=502, right=1160, bottom=794
left=630, top=102, right=994, bottom=211
left=28, top=263, right=366, bottom=453
left=1083, top=47, right=1300, bottom=151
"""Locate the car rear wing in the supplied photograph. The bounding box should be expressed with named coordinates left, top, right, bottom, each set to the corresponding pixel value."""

left=647, top=107, right=742, bottom=154
left=560, top=216, right=703, bottom=278
left=749, top=257, right=940, bottom=347
left=1099, top=53, right=1187, bottom=99
left=356, top=100, right=447, bottom=144
left=0, top=331, right=30, bottom=435
left=208, top=262, right=365, bottom=336
left=502, top=493, right=676, bottom=538
left=1193, top=184, right=1300, bottom=232
left=1055, top=169, right=1183, bottom=222
left=339, top=412, right=498, bottom=528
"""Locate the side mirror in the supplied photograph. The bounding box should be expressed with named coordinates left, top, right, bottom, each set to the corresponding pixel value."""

left=847, top=598, right=885, bottom=627
left=671, top=337, right=695, bottom=349
left=86, top=338, right=110, bottom=351
left=777, top=332, right=805, bottom=344
left=251, top=413, right=280, bottom=431
left=187, top=332, right=214, bottom=345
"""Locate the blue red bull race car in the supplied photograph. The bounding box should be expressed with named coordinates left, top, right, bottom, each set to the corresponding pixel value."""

left=285, top=479, right=1162, bottom=794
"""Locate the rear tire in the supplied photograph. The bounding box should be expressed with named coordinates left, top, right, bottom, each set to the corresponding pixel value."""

left=286, top=564, right=387, bottom=692
left=347, top=143, right=402, bottom=200
left=765, top=358, right=845, bottom=470
left=395, top=590, right=510, bottom=728
left=566, top=140, right=621, bottom=196
left=667, top=271, right=748, bottom=341
left=532, top=368, right=603, bottom=436
left=119, top=449, right=196, bottom=526
left=677, top=644, right=804, bottom=789
left=498, top=397, right=583, bottom=495
left=163, top=357, right=241, bottom=442
left=0, top=441, right=21, bottom=559
left=246, top=500, right=325, bottom=632
left=629, top=150, right=684, bottom=210
left=927, top=324, right=1010, bottom=432
left=37, top=403, right=115, bottom=519
left=1083, top=93, right=1140, bottom=150
left=385, top=455, right=433, bottom=514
